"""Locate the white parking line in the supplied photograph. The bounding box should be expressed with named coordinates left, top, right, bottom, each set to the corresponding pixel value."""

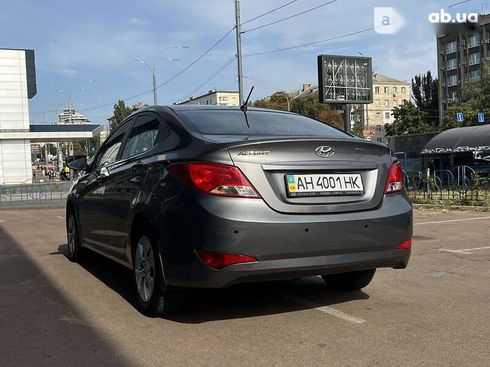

left=281, top=294, right=366, bottom=324
left=56, top=216, right=64, bottom=219
left=416, top=216, right=490, bottom=226
left=439, top=246, right=490, bottom=255
left=0, top=220, right=5, bottom=223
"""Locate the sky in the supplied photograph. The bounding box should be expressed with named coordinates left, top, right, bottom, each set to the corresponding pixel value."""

left=0, top=0, right=484, bottom=126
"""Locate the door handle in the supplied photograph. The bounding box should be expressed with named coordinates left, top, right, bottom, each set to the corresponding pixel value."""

left=131, top=161, right=144, bottom=172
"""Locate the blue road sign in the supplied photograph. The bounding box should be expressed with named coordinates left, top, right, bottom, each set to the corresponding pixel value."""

left=457, top=112, right=464, bottom=122
left=478, top=112, right=485, bottom=123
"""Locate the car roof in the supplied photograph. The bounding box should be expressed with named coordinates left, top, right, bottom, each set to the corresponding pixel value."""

left=137, top=105, right=295, bottom=115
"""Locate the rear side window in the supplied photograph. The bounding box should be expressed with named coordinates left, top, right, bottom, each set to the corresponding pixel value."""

left=121, top=115, right=160, bottom=159
left=178, top=110, right=349, bottom=138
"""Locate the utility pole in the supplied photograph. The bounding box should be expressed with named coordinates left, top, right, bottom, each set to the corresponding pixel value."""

left=68, top=94, right=73, bottom=124
left=234, top=0, right=244, bottom=104
left=344, top=104, right=351, bottom=133
left=152, top=66, right=158, bottom=105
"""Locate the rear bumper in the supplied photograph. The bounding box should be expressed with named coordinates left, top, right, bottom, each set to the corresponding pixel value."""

left=160, top=193, right=412, bottom=288
left=170, top=249, right=410, bottom=288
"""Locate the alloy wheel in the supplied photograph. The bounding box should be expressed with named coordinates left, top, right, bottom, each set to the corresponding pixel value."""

left=134, top=235, right=155, bottom=303
left=67, top=215, right=76, bottom=256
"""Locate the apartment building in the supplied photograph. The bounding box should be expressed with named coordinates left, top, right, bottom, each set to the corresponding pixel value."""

left=437, top=14, right=490, bottom=122
left=367, top=73, right=411, bottom=144
left=176, top=90, right=239, bottom=106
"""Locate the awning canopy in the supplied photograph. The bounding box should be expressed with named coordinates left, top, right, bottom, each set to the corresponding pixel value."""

left=421, top=124, right=490, bottom=155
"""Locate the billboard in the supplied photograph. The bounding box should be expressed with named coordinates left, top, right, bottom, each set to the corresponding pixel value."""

left=317, top=55, right=373, bottom=104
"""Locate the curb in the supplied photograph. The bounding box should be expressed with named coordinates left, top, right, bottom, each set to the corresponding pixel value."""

left=0, top=201, right=65, bottom=210
left=412, top=203, right=490, bottom=212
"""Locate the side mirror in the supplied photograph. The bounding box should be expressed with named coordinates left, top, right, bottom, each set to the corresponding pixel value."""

left=65, top=155, right=89, bottom=171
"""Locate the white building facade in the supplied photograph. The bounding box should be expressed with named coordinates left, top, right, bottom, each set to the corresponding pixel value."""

left=176, top=90, right=239, bottom=106
left=0, top=48, right=37, bottom=184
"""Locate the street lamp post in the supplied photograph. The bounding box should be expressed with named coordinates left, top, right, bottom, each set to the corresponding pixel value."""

left=281, top=91, right=302, bottom=112
left=134, top=46, right=189, bottom=105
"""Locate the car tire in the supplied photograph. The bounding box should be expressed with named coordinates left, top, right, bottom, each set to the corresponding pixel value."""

left=132, top=229, right=184, bottom=317
left=66, top=212, right=84, bottom=262
left=321, top=269, right=376, bottom=291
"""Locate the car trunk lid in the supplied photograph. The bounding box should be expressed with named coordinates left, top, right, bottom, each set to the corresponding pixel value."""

left=225, top=137, right=392, bottom=214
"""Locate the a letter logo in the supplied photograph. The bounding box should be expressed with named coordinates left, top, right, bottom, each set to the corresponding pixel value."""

left=374, top=7, right=405, bottom=34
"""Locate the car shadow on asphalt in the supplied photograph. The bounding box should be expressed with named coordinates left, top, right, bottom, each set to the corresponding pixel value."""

left=0, top=226, right=132, bottom=367
left=58, top=244, right=369, bottom=324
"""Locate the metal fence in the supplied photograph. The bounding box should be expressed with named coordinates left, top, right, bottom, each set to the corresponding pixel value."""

left=404, top=165, right=490, bottom=207
left=0, top=181, right=73, bottom=207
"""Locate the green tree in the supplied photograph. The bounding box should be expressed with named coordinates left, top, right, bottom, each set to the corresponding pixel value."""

left=446, top=62, right=490, bottom=128
left=253, top=91, right=289, bottom=111
left=412, top=71, right=439, bottom=126
left=108, top=100, right=133, bottom=130
left=385, top=100, right=433, bottom=136
left=293, top=96, right=343, bottom=130
left=253, top=92, right=344, bottom=130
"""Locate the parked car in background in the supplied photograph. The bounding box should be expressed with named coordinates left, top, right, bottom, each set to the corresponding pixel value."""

left=65, top=105, right=412, bottom=316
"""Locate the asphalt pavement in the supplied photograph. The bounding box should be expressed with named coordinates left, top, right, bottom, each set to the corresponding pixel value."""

left=1, top=208, right=489, bottom=367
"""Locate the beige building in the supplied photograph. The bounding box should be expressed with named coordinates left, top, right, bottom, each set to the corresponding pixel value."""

left=366, top=74, right=410, bottom=144
left=176, top=90, right=239, bottom=106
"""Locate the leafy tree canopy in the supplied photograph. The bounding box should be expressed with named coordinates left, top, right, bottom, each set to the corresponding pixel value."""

left=253, top=92, right=344, bottom=130
left=385, top=100, right=434, bottom=136
left=108, top=100, right=133, bottom=130
left=412, top=71, right=439, bottom=126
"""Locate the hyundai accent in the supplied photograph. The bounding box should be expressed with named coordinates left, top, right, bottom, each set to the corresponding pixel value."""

left=65, top=105, right=412, bottom=316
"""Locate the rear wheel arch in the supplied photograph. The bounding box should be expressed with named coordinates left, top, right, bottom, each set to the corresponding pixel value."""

left=66, top=200, right=75, bottom=222
left=129, top=213, right=166, bottom=277
left=130, top=212, right=157, bottom=251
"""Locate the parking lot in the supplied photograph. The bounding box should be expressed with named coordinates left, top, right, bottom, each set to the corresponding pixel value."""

left=1, top=208, right=489, bottom=367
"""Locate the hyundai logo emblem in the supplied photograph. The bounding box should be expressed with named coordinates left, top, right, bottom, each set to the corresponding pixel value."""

left=315, top=146, right=335, bottom=158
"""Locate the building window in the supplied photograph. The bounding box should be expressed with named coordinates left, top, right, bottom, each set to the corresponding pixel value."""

left=376, top=137, right=382, bottom=143
left=385, top=112, right=390, bottom=119
left=376, top=112, right=381, bottom=120
left=392, top=87, right=397, bottom=94
left=376, top=125, right=382, bottom=132
left=468, top=34, right=480, bottom=48
left=375, top=86, right=380, bottom=94
left=468, top=52, right=481, bottom=66
left=376, top=99, right=380, bottom=107
left=446, top=58, right=458, bottom=70
left=384, top=87, right=389, bottom=94
left=469, top=69, right=481, bottom=81
left=393, top=100, right=398, bottom=106
left=446, top=40, right=457, bottom=54
left=401, top=87, right=406, bottom=94
left=385, top=100, right=389, bottom=107
left=447, top=74, right=458, bottom=87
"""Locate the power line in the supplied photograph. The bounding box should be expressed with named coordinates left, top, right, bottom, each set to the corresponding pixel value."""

left=241, top=0, right=300, bottom=25
left=244, top=27, right=374, bottom=56
left=31, top=28, right=236, bottom=116
left=180, top=56, right=236, bottom=101
left=154, top=27, right=235, bottom=91
left=242, top=0, right=338, bottom=33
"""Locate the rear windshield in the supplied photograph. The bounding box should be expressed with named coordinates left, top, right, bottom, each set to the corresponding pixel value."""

left=178, top=110, right=349, bottom=138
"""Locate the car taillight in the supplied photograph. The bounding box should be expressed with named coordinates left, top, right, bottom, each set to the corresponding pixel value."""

left=384, top=162, right=405, bottom=194
left=169, top=162, right=260, bottom=198
left=396, top=239, right=412, bottom=250
left=196, top=250, right=257, bottom=270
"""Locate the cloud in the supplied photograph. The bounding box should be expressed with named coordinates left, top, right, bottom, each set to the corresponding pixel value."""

left=128, top=17, right=148, bottom=26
